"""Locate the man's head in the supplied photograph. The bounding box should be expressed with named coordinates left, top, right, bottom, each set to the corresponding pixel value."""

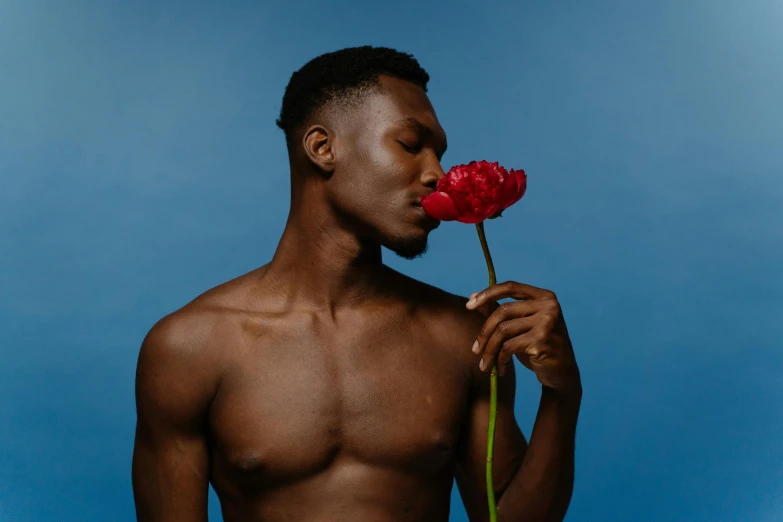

left=276, top=46, right=448, bottom=259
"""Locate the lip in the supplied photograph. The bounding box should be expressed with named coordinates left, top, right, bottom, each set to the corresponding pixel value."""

left=411, top=202, right=440, bottom=228
left=414, top=193, right=434, bottom=207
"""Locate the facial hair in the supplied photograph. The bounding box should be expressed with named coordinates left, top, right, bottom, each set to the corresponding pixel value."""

left=385, top=234, right=429, bottom=260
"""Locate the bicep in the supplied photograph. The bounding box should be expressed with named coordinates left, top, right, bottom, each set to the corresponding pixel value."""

left=131, top=316, right=217, bottom=522
left=455, top=359, right=527, bottom=522
left=132, top=422, right=210, bottom=522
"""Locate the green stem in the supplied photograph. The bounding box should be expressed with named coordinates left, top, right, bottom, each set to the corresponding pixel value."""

left=476, top=221, right=499, bottom=522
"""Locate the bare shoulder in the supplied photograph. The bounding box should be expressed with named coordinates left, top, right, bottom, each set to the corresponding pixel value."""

left=135, top=268, right=266, bottom=416
left=140, top=264, right=269, bottom=358
left=138, top=302, right=225, bottom=379
left=387, top=267, right=486, bottom=356
left=135, top=305, right=228, bottom=422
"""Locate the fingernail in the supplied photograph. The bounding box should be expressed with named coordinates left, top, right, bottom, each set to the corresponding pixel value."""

left=479, top=359, right=485, bottom=371
left=471, top=341, right=480, bottom=353
left=466, top=297, right=476, bottom=308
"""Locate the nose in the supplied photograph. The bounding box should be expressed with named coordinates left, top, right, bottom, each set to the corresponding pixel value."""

left=421, top=161, right=446, bottom=189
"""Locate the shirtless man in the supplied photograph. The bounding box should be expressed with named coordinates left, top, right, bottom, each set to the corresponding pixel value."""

left=132, top=46, right=582, bottom=522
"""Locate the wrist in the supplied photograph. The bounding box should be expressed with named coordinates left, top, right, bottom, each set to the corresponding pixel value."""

left=542, top=384, right=582, bottom=411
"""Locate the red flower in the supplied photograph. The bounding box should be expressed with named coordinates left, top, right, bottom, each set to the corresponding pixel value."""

left=421, top=160, right=527, bottom=224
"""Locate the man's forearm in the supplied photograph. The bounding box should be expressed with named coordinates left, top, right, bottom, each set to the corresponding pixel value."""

left=497, top=386, right=581, bottom=522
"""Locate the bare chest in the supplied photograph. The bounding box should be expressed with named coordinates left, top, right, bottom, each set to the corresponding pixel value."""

left=208, top=323, right=471, bottom=490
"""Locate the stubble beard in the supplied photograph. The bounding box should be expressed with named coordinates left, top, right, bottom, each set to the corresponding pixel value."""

left=385, top=234, right=430, bottom=260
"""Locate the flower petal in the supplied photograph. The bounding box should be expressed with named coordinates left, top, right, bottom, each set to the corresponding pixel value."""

left=482, top=203, right=500, bottom=220
left=500, top=169, right=527, bottom=210
left=431, top=161, right=526, bottom=223
left=456, top=213, right=486, bottom=224
left=420, top=191, right=460, bottom=221
left=513, top=169, right=527, bottom=198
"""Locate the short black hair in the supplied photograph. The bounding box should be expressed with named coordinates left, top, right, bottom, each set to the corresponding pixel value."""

left=275, top=45, right=430, bottom=152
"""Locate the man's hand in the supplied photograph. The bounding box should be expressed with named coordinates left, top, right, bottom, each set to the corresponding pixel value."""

left=467, top=281, right=581, bottom=397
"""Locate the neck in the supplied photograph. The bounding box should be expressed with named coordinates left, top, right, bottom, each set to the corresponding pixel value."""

left=262, top=201, right=389, bottom=311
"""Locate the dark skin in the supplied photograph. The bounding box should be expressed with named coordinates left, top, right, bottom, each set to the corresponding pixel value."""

left=132, top=74, right=581, bottom=522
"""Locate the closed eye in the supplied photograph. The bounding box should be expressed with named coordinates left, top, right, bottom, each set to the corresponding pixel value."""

left=398, top=141, right=421, bottom=154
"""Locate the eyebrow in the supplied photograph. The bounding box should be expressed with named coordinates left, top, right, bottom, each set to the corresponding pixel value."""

left=396, top=117, right=448, bottom=156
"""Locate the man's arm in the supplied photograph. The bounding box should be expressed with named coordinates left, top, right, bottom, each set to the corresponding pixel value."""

left=457, top=281, right=582, bottom=522
left=132, top=312, right=220, bottom=522
left=456, top=357, right=580, bottom=522
left=455, top=356, right=528, bottom=522
left=496, top=384, right=580, bottom=521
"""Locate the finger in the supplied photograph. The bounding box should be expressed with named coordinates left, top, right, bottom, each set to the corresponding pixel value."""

left=479, top=316, right=536, bottom=372
left=480, top=320, right=533, bottom=373
left=466, top=293, right=492, bottom=318
left=495, top=329, right=539, bottom=369
left=474, top=300, right=539, bottom=355
left=467, top=281, right=555, bottom=310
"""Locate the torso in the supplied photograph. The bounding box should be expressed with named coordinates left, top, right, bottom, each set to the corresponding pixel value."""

left=187, top=265, right=481, bottom=522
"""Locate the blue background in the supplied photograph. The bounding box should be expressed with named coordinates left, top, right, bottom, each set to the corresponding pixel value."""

left=1, top=1, right=781, bottom=521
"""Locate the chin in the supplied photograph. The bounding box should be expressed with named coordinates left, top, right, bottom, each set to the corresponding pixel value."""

left=383, top=232, right=430, bottom=260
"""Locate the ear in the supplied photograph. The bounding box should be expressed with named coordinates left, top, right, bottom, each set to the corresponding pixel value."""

left=302, top=125, right=337, bottom=176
